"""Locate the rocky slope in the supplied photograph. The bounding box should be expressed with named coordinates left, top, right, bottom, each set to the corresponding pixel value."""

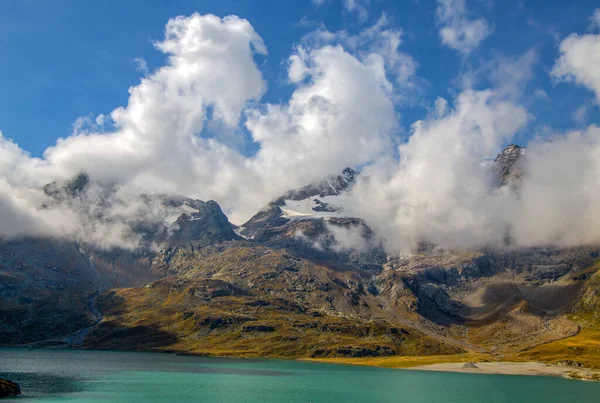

left=239, top=167, right=386, bottom=272
left=87, top=242, right=460, bottom=357
left=3, top=145, right=600, bottom=366
left=0, top=175, right=238, bottom=346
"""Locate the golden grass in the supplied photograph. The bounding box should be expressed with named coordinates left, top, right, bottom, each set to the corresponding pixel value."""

left=304, top=352, right=495, bottom=368
left=518, top=329, right=600, bottom=368
left=90, top=277, right=463, bottom=359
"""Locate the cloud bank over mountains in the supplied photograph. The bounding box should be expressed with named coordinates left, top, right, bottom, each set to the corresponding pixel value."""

left=1, top=5, right=600, bottom=253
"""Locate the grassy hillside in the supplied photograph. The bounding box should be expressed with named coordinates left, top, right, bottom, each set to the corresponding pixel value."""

left=85, top=242, right=463, bottom=358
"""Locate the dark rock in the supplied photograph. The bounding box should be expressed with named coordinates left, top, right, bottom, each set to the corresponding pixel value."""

left=417, top=284, right=464, bottom=325
left=43, top=172, right=90, bottom=199
left=280, top=168, right=357, bottom=201
left=310, top=345, right=395, bottom=358
left=0, top=379, right=21, bottom=398
left=526, top=264, right=570, bottom=281
left=312, top=199, right=338, bottom=213
left=493, top=144, right=525, bottom=185
left=166, top=200, right=240, bottom=246
left=346, top=290, right=360, bottom=306
left=242, top=324, right=276, bottom=332
left=556, top=360, right=584, bottom=367
left=246, top=300, right=270, bottom=307
left=197, top=316, right=254, bottom=329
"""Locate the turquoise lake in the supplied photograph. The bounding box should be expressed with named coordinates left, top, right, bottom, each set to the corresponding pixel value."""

left=1, top=348, right=600, bottom=402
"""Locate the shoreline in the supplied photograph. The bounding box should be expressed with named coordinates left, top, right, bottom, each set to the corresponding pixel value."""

left=409, top=361, right=600, bottom=381
left=306, top=355, right=600, bottom=381
left=5, top=345, right=600, bottom=381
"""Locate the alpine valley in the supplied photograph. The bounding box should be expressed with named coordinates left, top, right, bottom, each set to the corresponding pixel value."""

left=3, top=144, right=600, bottom=379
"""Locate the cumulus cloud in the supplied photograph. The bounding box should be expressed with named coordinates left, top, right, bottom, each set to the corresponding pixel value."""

left=301, top=14, right=419, bottom=97
left=436, top=0, right=492, bottom=55
left=0, top=12, right=403, bottom=244
left=552, top=16, right=600, bottom=103
left=348, top=89, right=529, bottom=252
left=510, top=125, right=600, bottom=247
left=245, top=43, right=397, bottom=213
left=3, top=9, right=600, bottom=257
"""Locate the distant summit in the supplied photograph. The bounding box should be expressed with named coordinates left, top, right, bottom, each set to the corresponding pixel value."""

left=274, top=167, right=358, bottom=204
left=43, top=172, right=91, bottom=200
left=494, top=144, right=525, bottom=184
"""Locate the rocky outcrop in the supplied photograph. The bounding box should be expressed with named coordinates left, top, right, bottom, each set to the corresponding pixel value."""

left=276, top=167, right=357, bottom=203
left=164, top=200, right=239, bottom=246
left=493, top=144, right=525, bottom=185
left=0, top=379, right=21, bottom=398
left=43, top=172, right=91, bottom=201
left=240, top=169, right=386, bottom=272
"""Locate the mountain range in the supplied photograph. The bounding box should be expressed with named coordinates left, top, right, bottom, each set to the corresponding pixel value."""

left=2, top=144, right=600, bottom=370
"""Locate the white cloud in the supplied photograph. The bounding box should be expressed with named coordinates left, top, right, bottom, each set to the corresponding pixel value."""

left=4, top=10, right=600, bottom=256
left=327, top=222, right=370, bottom=252
left=552, top=17, right=600, bottom=104
left=487, top=50, right=538, bottom=99
left=573, top=104, right=588, bottom=124
left=512, top=125, right=600, bottom=247
left=343, top=0, right=370, bottom=22
left=591, top=8, right=600, bottom=30
left=348, top=89, right=529, bottom=252
left=133, top=57, right=149, bottom=75
left=436, top=0, right=492, bottom=55
left=0, top=12, right=402, bottom=242
left=302, top=14, right=419, bottom=98
left=245, top=43, right=398, bottom=219
left=534, top=88, right=549, bottom=100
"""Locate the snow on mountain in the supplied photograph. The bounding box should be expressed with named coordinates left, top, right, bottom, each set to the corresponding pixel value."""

left=279, top=194, right=352, bottom=219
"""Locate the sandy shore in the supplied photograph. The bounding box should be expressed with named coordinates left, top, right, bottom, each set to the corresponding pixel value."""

left=410, top=361, right=600, bottom=380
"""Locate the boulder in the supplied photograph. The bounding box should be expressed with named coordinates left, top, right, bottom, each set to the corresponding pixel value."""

left=462, top=362, right=479, bottom=369
left=0, top=379, right=21, bottom=398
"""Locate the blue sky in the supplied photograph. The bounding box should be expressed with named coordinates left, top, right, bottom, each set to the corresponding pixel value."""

left=1, top=0, right=599, bottom=157
left=2, top=0, right=600, bottom=248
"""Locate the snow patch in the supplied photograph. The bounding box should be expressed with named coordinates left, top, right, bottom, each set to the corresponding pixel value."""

left=280, top=195, right=351, bottom=220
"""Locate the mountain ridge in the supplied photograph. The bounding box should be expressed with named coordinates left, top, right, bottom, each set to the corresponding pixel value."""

left=3, top=145, right=600, bottom=370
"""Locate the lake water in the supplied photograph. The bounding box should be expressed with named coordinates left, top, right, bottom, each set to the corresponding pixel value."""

left=1, top=348, right=599, bottom=402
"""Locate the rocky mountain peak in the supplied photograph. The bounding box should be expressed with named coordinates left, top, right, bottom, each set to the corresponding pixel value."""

left=494, top=144, right=526, bottom=185
left=495, top=144, right=525, bottom=164
left=276, top=167, right=358, bottom=203
left=164, top=199, right=239, bottom=246
left=43, top=172, right=91, bottom=200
